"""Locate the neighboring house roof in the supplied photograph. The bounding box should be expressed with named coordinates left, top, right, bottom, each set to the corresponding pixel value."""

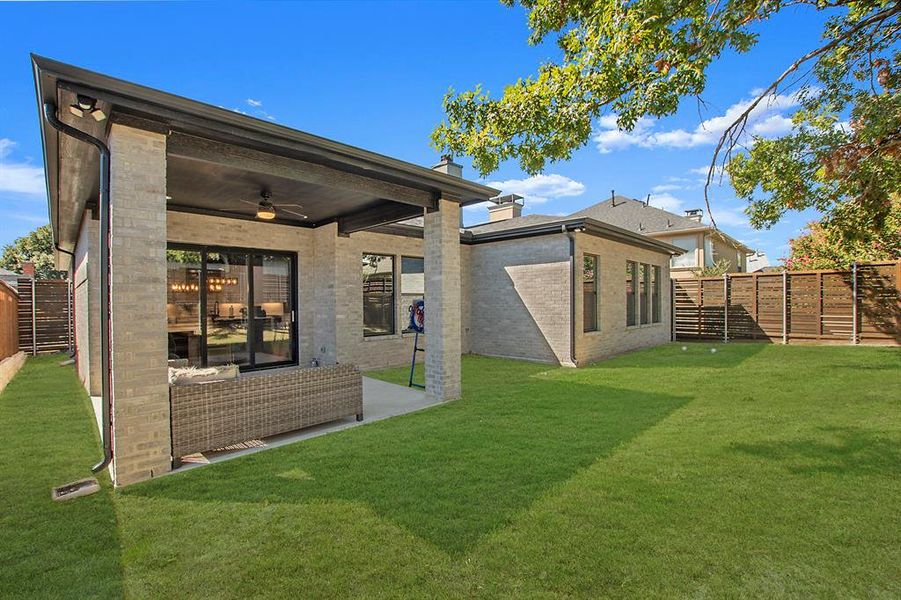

left=570, top=196, right=753, bottom=253
left=0, top=269, right=20, bottom=291
left=374, top=211, right=681, bottom=254
left=569, top=196, right=705, bottom=234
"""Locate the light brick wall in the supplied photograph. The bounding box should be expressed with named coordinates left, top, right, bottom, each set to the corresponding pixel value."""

left=424, top=200, right=461, bottom=400
left=333, top=228, right=426, bottom=370
left=108, top=124, right=171, bottom=486
left=460, top=244, right=473, bottom=354
left=575, top=233, right=672, bottom=364
left=73, top=211, right=101, bottom=395
left=167, top=211, right=316, bottom=364
left=468, top=234, right=572, bottom=364
left=166, top=212, right=442, bottom=371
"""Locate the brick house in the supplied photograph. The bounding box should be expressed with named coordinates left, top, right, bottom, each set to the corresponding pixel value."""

left=33, top=56, right=680, bottom=485
left=571, top=196, right=753, bottom=278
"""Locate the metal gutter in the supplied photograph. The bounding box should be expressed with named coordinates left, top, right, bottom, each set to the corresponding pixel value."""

left=465, top=217, right=683, bottom=255
left=43, top=102, right=113, bottom=475
left=566, top=228, right=578, bottom=367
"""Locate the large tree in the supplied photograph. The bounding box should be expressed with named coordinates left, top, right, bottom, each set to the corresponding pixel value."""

left=0, top=225, right=65, bottom=279
left=432, top=0, right=901, bottom=246
left=785, top=194, right=901, bottom=269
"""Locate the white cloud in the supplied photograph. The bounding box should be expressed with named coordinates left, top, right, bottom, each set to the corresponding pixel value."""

left=651, top=183, right=683, bottom=193
left=712, top=207, right=750, bottom=229
left=593, top=92, right=802, bottom=153
left=0, top=139, right=45, bottom=196
left=689, top=163, right=730, bottom=185
left=486, top=173, right=585, bottom=205
left=750, top=114, right=794, bottom=136
left=593, top=117, right=654, bottom=154
left=648, top=192, right=685, bottom=213
left=246, top=98, right=263, bottom=107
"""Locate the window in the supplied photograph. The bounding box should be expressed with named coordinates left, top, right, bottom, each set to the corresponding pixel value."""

left=704, top=236, right=715, bottom=268
left=166, top=250, right=203, bottom=366
left=626, top=261, right=662, bottom=327
left=401, top=256, right=424, bottom=333
left=670, top=235, right=699, bottom=268
left=363, top=253, right=395, bottom=336
left=626, top=261, right=637, bottom=326
left=652, top=265, right=662, bottom=323
left=640, top=264, right=650, bottom=325
left=166, top=244, right=297, bottom=371
left=583, top=254, right=599, bottom=332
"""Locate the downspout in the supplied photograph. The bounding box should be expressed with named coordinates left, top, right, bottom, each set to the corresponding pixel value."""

left=564, top=225, right=577, bottom=367
left=43, top=102, right=113, bottom=474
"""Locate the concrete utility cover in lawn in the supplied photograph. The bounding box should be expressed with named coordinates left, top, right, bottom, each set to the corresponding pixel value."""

left=51, top=478, right=100, bottom=502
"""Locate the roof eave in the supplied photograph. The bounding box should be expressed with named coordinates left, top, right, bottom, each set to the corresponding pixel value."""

left=31, top=55, right=498, bottom=206
left=466, top=217, right=682, bottom=254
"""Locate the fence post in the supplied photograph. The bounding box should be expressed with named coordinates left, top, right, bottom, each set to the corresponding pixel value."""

left=723, top=273, right=729, bottom=343
left=671, top=278, right=675, bottom=341
left=67, top=277, right=73, bottom=353
left=31, top=277, right=36, bottom=356
left=851, top=261, right=858, bottom=345
left=782, top=270, right=788, bottom=345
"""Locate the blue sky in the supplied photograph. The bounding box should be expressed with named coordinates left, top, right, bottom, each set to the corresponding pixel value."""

left=0, top=1, right=830, bottom=263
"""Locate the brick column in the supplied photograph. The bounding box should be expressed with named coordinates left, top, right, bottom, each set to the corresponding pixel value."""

left=312, top=222, right=339, bottom=365
left=108, top=124, right=171, bottom=486
left=424, top=199, right=461, bottom=400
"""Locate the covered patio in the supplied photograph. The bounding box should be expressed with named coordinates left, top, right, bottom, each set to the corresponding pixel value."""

left=33, top=55, right=497, bottom=486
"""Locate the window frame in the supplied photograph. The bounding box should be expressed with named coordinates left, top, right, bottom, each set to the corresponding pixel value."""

left=400, top=255, right=425, bottom=334
left=362, top=252, right=397, bottom=338
left=639, top=263, right=650, bottom=325
left=166, top=242, right=298, bottom=372
left=626, top=260, right=638, bottom=327
left=651, top=265, right=662, bottom=324
left=583, top=253, right=599, bottom=333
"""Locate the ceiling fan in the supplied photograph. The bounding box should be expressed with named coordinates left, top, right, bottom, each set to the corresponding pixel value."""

left=240, top=190, right=308, bottom=221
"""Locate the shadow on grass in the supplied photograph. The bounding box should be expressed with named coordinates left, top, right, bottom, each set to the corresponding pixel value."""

left=732, top=426, right=901, bottom=477
left=127, top=359, right=689, bottom=555
left=0, top=356, right=124, bottom=598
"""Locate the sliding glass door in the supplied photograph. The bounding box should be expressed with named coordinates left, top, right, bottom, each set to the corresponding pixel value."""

left=251, top=254, right=293, bottom=367
left=167, top=244, right=297, bottom=371
left=206, top=251, right=250, bottom=367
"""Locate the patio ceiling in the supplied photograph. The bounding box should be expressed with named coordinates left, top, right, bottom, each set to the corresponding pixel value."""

left=32, top=55, right=499, bottom=264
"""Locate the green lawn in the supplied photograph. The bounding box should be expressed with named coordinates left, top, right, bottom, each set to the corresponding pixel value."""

left=2, top=345, right=900, bottom=598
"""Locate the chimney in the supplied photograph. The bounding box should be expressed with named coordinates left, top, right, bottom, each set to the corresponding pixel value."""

left=432, top=154, right=463, bottom=178
left=487, top=194, right=524, bottom=223
left=684, top=209, right=703, bottom=223
left=21, top=261, right=35, bottom=278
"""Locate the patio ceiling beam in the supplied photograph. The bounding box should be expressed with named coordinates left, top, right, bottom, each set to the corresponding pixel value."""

left=167, top=133, right=438, bottom=209
left=337, top=202, right=423, bottom=235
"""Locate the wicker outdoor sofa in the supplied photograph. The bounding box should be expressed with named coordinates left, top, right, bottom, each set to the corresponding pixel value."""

left=169, top=363, right=363, bottom=460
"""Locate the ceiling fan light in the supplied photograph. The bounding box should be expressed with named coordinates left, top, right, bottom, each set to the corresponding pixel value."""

left=256, top=202, right=276, bottom=220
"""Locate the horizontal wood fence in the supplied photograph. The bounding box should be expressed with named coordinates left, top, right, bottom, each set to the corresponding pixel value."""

left=673, top=261, right=901, bottom=345
left=0, top=281, right=18, bottom=361
left=17, top=278, right=73, bottom=355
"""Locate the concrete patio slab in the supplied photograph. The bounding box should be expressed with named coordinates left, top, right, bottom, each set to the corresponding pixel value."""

left=91, top=376, right=439, bottom=476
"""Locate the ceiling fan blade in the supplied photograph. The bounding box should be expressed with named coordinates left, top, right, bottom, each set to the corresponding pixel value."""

left=239, top=199, right=260, bottom=206
left=274, top=203, right=305, bottom=209
left=281, top=208, right=309, bottom=219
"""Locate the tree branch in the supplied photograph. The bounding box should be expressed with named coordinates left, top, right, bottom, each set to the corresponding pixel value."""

left=702, top=2, right=901, bottom=229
